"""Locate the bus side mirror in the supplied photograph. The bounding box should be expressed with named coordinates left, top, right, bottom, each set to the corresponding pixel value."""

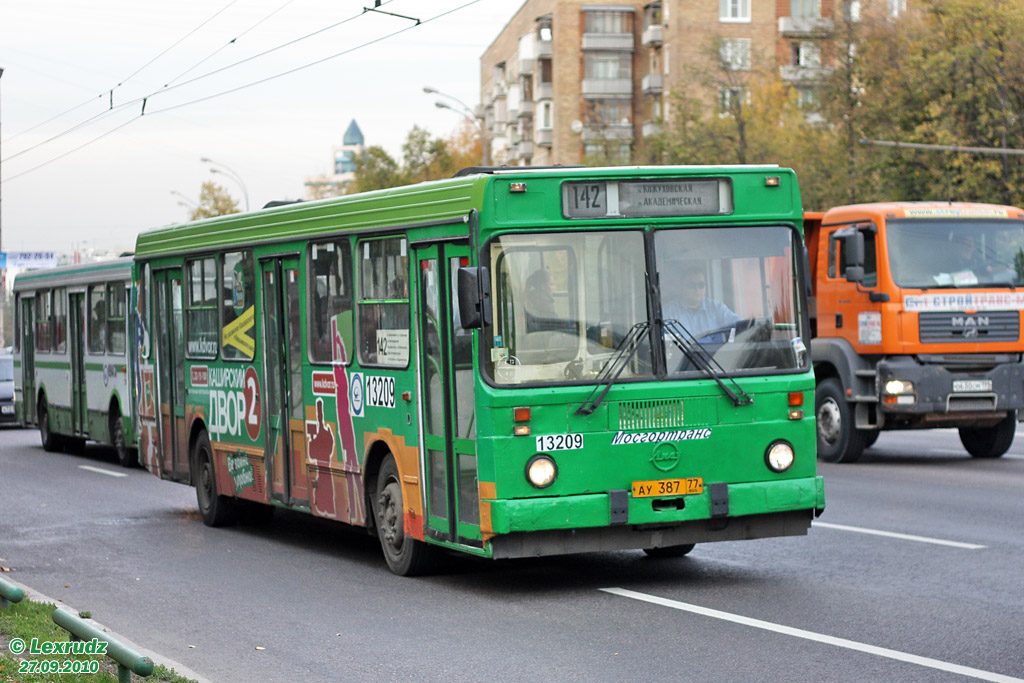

left=457, top=266, right=491, bottom=329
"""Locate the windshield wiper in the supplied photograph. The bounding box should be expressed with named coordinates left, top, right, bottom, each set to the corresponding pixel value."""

left=663, top=319, right=753, bottom=407
left=575, top=321, right=649, bottom=416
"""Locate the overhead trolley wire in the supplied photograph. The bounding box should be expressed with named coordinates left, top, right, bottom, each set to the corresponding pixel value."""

left=2, top=0, right=485, bottom=182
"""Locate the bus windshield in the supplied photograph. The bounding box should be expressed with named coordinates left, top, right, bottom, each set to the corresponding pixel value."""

left=887, top=219, right=1024, bottom=289
left=485, top=225, right=806, bottom=385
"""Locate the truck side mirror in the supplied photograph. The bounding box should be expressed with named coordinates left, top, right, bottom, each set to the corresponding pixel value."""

left=836, top=228, right=865, bottom=283
left=457, top=266, right=491, bottom=330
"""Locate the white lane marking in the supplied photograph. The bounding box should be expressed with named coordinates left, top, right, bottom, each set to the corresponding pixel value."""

left=812, top=521, right=986, bottom=549
left=78, top=465, right=128, bottom=478
left=601, top=588, right=1023, bottom=683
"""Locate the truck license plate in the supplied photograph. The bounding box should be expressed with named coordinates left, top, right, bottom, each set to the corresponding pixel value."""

left=953, top=379, right=992, bottom=393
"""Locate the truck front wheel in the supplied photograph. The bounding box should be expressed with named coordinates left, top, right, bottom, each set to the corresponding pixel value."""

left=815, top=378, right=867, bottom=463
left=959, top=412, right=1016, bottom=459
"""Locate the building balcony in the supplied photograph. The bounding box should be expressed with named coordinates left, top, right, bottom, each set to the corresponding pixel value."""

left=517, top=100, right=535, bottom=118
left=582, top=33, right=635, bottom=51
left=582, top=123, right=633, bottom=142
left=780, top=64, right=832, bottom=83
left=582, top=78, right=633, bottom=98
left=778, top=16, right=833, bottom=37
left=517, top=140, right=534, bottom=159
left=536, top=82, right=553, bottom=100
left=536, top=128, right=553, bottom=147
left=642, top=121, right=662, bottom=137
left=535, top=39, right=552, bottom=58
left=520, top=56, right=534, bottom=75
left=641, top=73, right=663, bottom=95
left=641, top=24, right=663, bottom=47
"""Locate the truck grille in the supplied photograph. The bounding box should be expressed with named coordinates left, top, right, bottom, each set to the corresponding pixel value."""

left=919, top=311, right=1019, bottom=343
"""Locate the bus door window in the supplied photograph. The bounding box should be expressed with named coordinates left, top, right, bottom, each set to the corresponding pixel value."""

left=185, top=257, right=218, bottom=360
left=34, top=291, right=50, bottom=352
left=53, top=289, right=66, bottom=354
left=449, top=255, right=478, bottom=526
left=419, top=257, right=447, bottom=520
left=88, top=285, right=106, bottom=354
left=221, top=251, right=255, bottom=361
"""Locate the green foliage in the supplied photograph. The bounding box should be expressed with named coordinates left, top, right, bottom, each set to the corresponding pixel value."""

left=189, top=181, right=240, bottom=220
left=350, top=124, right=482, bottom=193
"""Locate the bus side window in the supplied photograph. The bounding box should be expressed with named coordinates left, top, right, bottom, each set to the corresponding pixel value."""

left=357, top=237, right=409, bottom=367
left=107, top=282, right=127, bottom=355
left=185, top=257, right=218, bottom=360
left=53, top=288, right=66, bottom=354
left=89, top=285, right=106, bottom=354
left=35, top=291, right=50, bottom=352
left=309, top=240, right=353, bottom=364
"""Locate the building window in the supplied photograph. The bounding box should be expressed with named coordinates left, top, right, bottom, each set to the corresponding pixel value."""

left=309, top=240, right=354, bottom=364
left=540, top=101, right=552, bottom=128
left=585, top=10, right=632, bottom=34
left=846, top=0, right=861, bottom=22
left=358, top=236, right=409, bottom=367
left=796, top=87, right=819, bottom=109
left=587, top=100, right=632, bottom=125
left=796, top=41, right=821, bottom=67
left=585, top=52, right=632, bottom=80
left=720, top=39, right=751, bottom=71
left=719, top=87, right=749, bottom=114
left=719, top=0, right=751, bottom=23
left=888, top=0, right=905, bottom=17
left=186, top=256, right=219, bottom=359
left=790, top=0, right=820, bottom=18
left=221, top=251, right=255, bottom=361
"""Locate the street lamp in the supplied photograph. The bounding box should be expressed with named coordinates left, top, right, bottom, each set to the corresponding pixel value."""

left=170, top=190, right=199, bottom=211
left=200, top=157, right=250, bottom=212
left=423, top=86, right=489, bottom=166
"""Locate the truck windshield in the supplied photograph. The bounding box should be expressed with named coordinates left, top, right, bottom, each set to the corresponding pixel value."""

left=485, top=225, right=807, bottom=386
left=887, top=219, right=1024, bottom=289
left=655, top=226, right=806, bottom=376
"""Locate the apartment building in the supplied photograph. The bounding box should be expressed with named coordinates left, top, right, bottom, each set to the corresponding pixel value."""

left=479, top=0, right=844, bottom=166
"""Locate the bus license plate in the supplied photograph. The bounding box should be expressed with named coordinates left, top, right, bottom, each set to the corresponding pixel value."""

left=632, top=477, right=703, bottom=498
left=953, top=379, right=992, bottom=393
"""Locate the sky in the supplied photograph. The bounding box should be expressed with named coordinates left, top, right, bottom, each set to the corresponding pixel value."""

left=0, top=0, right=521, bottom=255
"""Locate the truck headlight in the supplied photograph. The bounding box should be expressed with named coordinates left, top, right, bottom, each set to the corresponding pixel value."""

left=884, top=380, right=915, bottom=395
left=765, top=441, right=795, bottom=473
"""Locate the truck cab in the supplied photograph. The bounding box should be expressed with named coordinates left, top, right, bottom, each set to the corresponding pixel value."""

left=805, top=202, right=1024, bottom=462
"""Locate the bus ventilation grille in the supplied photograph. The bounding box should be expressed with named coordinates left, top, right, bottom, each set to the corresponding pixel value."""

left=618, top=399, right=685, bottom=430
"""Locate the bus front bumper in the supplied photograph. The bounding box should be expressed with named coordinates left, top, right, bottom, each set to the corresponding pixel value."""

left=485, top=476, right=824, bottom=559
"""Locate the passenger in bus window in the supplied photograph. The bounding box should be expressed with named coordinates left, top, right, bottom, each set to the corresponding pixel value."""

left=663, top=264, right=740, bottom=341
left=524, top=267, right=559, bottom=332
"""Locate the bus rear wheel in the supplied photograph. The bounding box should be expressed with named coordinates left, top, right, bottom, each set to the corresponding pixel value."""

left=373, top=455, right=435, bottom=576
left=643, top=544, right=695, bottom=558
left=959, top=412, right=1016, bottom=459
left=110, top=409, right=136, bottom=468
left=39, top=401, right=60, bottom=453
left=194, top=431, right=237, bottom=527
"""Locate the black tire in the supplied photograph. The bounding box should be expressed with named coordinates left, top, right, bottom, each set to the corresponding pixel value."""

left=194, top=431, right=237, bottom=527
left=110, top=410, right=136, bottom=468
left=959, top=412, right=1016, bottom=459
left=643, top=543, right=695, bottom=559
left=815, top=377, right=866, bottom=463
left=39, top=401, right=60, bottom=452
left=373, top=455, right=436, bottom=576
left=863, top=429, right=880, bottom=449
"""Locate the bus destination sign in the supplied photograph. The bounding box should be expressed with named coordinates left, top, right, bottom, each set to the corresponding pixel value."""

left=561, top=179, right=731, bottom=219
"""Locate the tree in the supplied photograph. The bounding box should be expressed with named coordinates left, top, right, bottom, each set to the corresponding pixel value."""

left=190, top=181, right=240, bottom=220
left=349, top=124, right=482, bottom=193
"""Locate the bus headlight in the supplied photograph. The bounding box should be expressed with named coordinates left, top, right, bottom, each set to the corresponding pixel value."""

left=526, top=455, right=557, bottom=488
left=765, top=441, right=795, bottom=473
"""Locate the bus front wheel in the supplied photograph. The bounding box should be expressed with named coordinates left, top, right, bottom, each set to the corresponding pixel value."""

left=39, top=401, right=60, bottom=453
left=373, top=455, right=435, bottom=576
left=110, top=409, right=136, bottom=468
left=194, top=432, right=237, bottom=527
left=959, top=412, right=1015, bottom=459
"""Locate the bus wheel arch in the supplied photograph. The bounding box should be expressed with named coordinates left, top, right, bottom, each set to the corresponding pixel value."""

left=369, top=448, right=436, bottom=576
left=362, top=439, right=393, bottom=535
left=192, top=425, right=238, bottom=527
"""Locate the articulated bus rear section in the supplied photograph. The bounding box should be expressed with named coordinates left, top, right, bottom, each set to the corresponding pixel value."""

left=12, top=258, right=138, bottom=467
left=131, top=166, right=825, bottom=574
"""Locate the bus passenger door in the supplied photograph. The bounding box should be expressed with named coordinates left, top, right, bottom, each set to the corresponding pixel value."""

left=68, top=292, right=87, bottom=436
left=260, top=256, right=309, bottom=506
left=20, top=298, right=36, bottom=424
left=153, top=269, right=189, bottom=482
left=416, top=243, right=480, bottom=546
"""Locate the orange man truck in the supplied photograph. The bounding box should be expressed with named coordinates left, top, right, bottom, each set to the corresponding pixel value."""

left=805, top=202, right=1024, bottom=462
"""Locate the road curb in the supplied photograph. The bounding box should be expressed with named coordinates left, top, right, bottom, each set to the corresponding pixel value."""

left=1, top=575, right=213, bottom=683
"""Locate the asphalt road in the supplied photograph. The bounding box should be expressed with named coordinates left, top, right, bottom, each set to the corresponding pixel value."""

left=1, top=426, right=1022, bottom=682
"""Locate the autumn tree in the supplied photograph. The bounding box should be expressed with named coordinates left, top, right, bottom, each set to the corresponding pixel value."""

left=349, top=124, right=482, bottom=193
left=190, top=181, right=240, bottom=220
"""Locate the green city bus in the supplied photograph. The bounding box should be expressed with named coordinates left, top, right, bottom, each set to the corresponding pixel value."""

left=132, top=165, right=825, bottom=575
